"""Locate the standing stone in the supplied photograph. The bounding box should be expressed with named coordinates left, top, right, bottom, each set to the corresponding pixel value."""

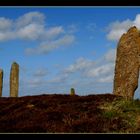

left=113, top=26, right=140, bottom=99
left=0, top=69, right=3, bottom=97
left=70, top=88, right=75, bottom=96
left=10, top=62, right=19, bottom=97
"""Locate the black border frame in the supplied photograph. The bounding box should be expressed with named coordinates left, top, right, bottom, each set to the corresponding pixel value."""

left=0, top=0, right=140, bottom=138
left=0, top=0, right=140, bottom=6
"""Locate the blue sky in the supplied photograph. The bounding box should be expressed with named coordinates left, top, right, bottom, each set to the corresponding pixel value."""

left=1, top=7, right=140, bottom=98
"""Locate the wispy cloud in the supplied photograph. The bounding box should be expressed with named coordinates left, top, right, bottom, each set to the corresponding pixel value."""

left=19, top=47, right=116, bottom=96
left=49, top=48, right=116, bottom=86
left=17, top=23, right=44, bottom=40
left=63, top=57, right=95, bottom=74
left=104, top=48, right=116, bottom=62
left=98, top=75, right=114, bottom=83
left=0, top=11, right=76, bottom=54
left=33, top=68, right=48, bottom=77
left=0, top=12, right=45, bottom=41
left=106, top=14, right=140, bottom=41
left=25, top=35, right=75, bottom=55
left=43, top=26, right=64, bottom=40
left=16, top=12, right=45, bottom=28
left=89, top=48, right=116, bottom=83
left=0, top=17, right=12, bottom=30
left=86, top=63, right=114, bottom=78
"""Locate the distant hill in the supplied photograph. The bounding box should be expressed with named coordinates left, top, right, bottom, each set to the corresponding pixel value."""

left=0, top=94, right=140, bottom=133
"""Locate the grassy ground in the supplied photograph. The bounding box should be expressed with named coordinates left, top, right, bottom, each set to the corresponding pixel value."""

left=0, top=94, right=140, bottom=133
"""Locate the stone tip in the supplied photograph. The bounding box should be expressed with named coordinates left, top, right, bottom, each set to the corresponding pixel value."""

left=12, top=62, right=19, bottom=66
left=127, top=26, right=138, bottom=33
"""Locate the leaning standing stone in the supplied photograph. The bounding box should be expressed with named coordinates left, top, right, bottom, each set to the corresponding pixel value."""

left=113, top=26, right=140, bottom=99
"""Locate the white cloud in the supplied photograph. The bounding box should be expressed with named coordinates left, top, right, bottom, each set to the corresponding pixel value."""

left=106, top=14, right=140, bottom=41
left=0, top=17, right=12, bottom=30
left=87, top=63, right=114, bottom=77
left=64, top=57, right=95, bottom=74
left=25, top=35, right=75, bottom=55
left=44, top=26, right=64, bottom=39
left=0, top=18, right=14, bottom=41
left=16, top=12, right=65, bottom=41
left=16, top=11, right=45, bottom=28
left=98, top=75, right=114, bottom=83
left=50, top=48, right=116, bottom=87
left=133, top=14, right=140, bottom=29
left=48, top=47, right=116, bottom=86
left=85, top=49, right=116, bottom=82
left=107, top=29, right=126, bottom=41
left=17, top=23, right=44, bottom=40
left=107, top=19, right=133, bottom=31
left=0, top=11, right=46, bottom=41
left=45, top=57, right=95, bottom=85
left=0, top=31, right=15, bottom=41
left=105, top=48, right=116, bottom=62
left=0, top=11, right=75, bottom=54
left=18, top=48, right=117, bottom=96
left=33, top=68, right=48, bottom=77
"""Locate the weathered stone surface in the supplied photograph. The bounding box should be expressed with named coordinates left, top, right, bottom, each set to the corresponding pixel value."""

left=10, top=62, right=19, bottom=97
left=0, top=69, right=3, bottom=97
left=113, top=26, right=140, bottom=99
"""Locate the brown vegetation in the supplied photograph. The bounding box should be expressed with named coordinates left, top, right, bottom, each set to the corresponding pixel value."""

left=0, top=94, right=140, bottom=133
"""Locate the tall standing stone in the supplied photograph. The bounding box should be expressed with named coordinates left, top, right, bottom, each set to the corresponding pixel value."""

left=113, top=26, right=140, bottom=99
left=0, top=69, right=3, bottom=97
left=10, top=62, right=19, bottom=97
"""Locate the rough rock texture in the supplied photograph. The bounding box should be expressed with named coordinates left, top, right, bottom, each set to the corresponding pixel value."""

left=113, top=26, right=140, bottom=99
left=0, top=69, right=3, bottom=97
left=10, top=62, right=19, bottom=97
